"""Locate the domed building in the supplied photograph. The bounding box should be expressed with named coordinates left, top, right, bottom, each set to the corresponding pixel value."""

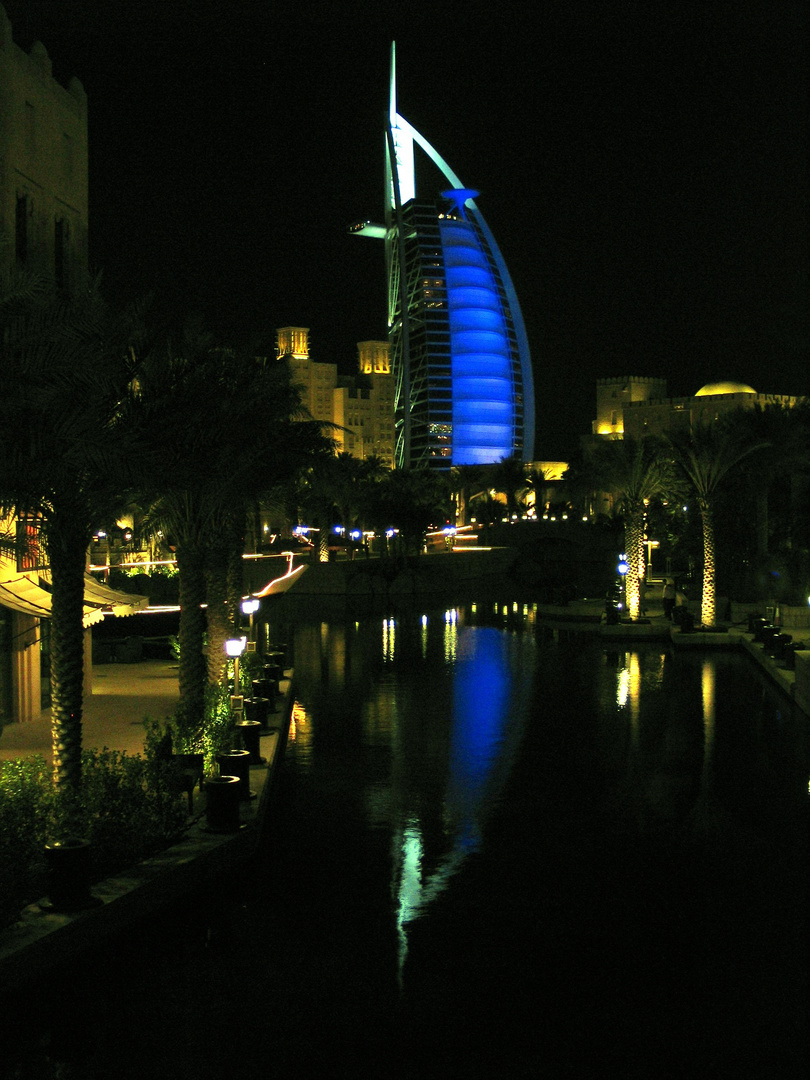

left=592, top=376, right=800, bottom=443
left=694, top=381, right=757, bottom=398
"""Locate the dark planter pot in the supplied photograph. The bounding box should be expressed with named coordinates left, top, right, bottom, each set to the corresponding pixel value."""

left=266, top=650, right=286, bottom=672
left=216, top=749, right=255, bottom=801
left=772, top=632, right=793, bottom=660
left=268, top=643, right=288, bottom=665
left=204, top=775, right=241, bottom=832
left=44, top=838, right=98, bottom=911
left=252, top=678, right=276, bottom=709
left=748, top=613, right=766, bottom=635
left=263, top=663, right=283, bottom=692
left=236, top=720, right=264, bottom=765
left=243, top=696, right=271, bottom=729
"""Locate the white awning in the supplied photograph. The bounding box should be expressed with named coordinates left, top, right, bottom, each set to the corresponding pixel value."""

left=0, top=564, right=148, bottom=627
left=78, top=574, right=149, bottom=619
left=0, top=574, right=53, bottom=618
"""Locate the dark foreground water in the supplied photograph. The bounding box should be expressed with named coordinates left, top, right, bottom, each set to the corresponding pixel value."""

left=5, top=597, right=808, bottom=1079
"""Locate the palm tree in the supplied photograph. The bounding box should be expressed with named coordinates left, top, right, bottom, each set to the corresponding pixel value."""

left=588, top=437, right=680, bottom=619
left=378, top=469, right=452, bottom=554
left=522, top=465, right=548, bottom=518
left=449, top=464, right=488, bottom=526
left=130, top=330, right=330, bottom=726
left=0, top=274, right=135, bottom=805
left=729, top=403, right=810, bottom=557
left=486, top=454, right=530, bottom=520
left=668, top=423, right=768, bottom=626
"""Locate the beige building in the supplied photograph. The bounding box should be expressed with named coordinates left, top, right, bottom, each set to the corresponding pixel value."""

left=592, top=377, right=668, bottom=438
left=0, top=5, right=88, bottom=284
left=623, top=381, right=799, bottom=440
left=0, top=12, right=143, bottom=726
left=277, top=327, right=396, bottom=467
left=592, top=376, right=800, bottom=442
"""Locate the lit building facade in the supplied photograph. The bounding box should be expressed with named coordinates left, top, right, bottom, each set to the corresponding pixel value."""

left=0, top=12, right=142, bottom=726
left=351, top=44, right=534, bottom=471
left=278, top=327, right=396, bottom=467
left=0, top=8, right=88, bottom=284
left=591, top=376, right=800, bottom=443
left=592, top=377, right=668, bottom=439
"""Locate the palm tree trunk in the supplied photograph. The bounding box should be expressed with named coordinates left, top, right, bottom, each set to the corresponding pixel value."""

left=48, top=523, right=88, bottom=804
left=700, top=498, right=716, bottom=627
left=176, top=540, right=208, bottom=735
left=226, top=515, right=245, bottom=628
left=625, top=510, right=643, bottom=619
left=205, top=539, right=231, bottom=686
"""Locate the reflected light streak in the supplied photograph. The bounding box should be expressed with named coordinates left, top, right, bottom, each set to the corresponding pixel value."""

left=421, top=614, right=428, bottom=659
left=383, top=617, right=396, bottom=661
left=444, top=609, right=458, bottom=663
left=701, top=661, right=716, bottom=789
left=394, top=819, right=467, bottom=988
left=288, top=700, right=313, bottom=764
left=616, top=652, right=641, bottom=733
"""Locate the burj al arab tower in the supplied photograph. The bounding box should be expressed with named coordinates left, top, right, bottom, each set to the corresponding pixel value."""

left=350, top=44, right=535, bottom=471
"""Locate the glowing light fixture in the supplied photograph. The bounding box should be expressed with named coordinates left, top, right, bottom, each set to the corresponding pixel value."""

left=225, top=636, right=247, bottom=694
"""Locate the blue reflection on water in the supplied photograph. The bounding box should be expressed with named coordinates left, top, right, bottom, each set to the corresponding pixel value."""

left=447, top=629, right=513, bottom=852
left=393, top=621, right=535, bottom=982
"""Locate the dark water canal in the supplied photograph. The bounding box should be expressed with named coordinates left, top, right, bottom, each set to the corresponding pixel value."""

left=6, top=596, right=808, bottom=1079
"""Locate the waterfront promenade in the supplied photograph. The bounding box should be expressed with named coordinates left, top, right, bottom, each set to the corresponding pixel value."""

left=0, top=657, right=294, bottom=996
left=0, top=658, right=182, bottom=764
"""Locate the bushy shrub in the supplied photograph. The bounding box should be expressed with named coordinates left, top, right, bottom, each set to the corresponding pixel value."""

left=143, top=683, right=237, bottom=774
left=239, top=650, right=266, bottom=686
left=0, top=757, right=53, bottom=927
left=55, top=749, right=188, bottom=880
left=0, top=747, right=188, bottom=929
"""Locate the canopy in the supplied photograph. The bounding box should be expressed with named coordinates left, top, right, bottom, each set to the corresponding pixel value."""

left=0, top=562, right=148, bottom=627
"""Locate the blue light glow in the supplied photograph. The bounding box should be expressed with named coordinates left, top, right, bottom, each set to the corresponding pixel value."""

left=439, top=214, right=515, bottom=464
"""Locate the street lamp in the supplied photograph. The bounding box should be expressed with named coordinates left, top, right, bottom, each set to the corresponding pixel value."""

left=617, top=555, right=629, bottom=612
left=224, top=636, right=247, bottom=695
left=241, top=598, right=259, bottom=641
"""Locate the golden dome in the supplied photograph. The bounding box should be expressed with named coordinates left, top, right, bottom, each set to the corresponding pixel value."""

left=694, top=381, right=756, bottom=397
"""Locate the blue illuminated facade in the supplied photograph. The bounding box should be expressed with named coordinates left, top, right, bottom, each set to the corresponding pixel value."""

left=351, top=45, right=535, bottom=470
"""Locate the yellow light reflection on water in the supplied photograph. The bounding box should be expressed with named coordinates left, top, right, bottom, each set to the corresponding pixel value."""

left=288, top=700, right=313, bottom=763
left=616, top=651, right=641, bottom=715
left=444, top=609, right=458, bottom=663
left=421, top=614, right=428, bottom=659
left=701, top=660, right=716, bottom=787
left=383, top=617, right=396, bottom=661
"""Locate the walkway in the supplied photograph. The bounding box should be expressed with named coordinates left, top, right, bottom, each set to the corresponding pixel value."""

left=0, top=659, right=180, bottom=763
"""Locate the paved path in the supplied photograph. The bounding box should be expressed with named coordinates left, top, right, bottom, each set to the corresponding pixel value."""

left=0, top=660, right=180, bottom=763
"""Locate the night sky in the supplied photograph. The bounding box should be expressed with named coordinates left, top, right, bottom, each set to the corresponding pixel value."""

left=5, top=0, right=807, bottom=458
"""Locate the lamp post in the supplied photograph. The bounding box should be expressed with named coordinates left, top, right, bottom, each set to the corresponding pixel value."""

left=241, top=598, right=259, bottom=642
left=224, top=636, right=247, bottom=695
left=617, top=555, right=629, bottom=614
